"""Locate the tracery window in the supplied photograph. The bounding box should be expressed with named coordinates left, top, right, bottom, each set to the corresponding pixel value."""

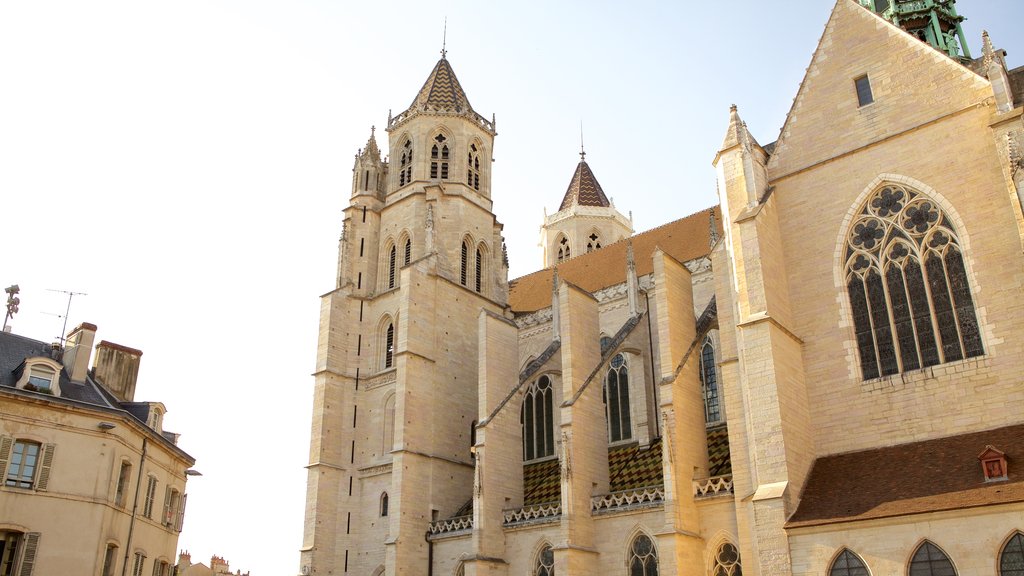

left=384, top=323, right=395, bottom=369
left=430, top=134, right=449, bottom=180
left=829, top=549, right=869, bottom=576
left=522, top=375, right=555, bottom=461
left=399, top=139, right=412, bottom=186
left=711, top=542, right=741, bottom=576
left=535, top=544, right=554, bottom=576
left=908, top=541, right=956, bottom=576
left=699, top=336, right=721, bottom=424
left=1001, top=533, right=1024, bottom=576
left=557, top=236, right=570, bottom=263
left=586, top=233, right=601, bottom=252
left=461, top=240, right=470, bottom=286
left=467, top=143, right=481, bottom=190
left=604, top=354, right=632, bottom=443
left=629, top=534, right=659, bottom=576
left=845, top=184, right=983, bottom=380
left=388, top=244, right=397, bottom=289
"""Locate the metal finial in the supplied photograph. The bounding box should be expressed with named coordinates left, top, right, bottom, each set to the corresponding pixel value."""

left=579, top=121, right=586, bottom=161
left=371, top=125, right=375, bottom=136
left=441, top=17, right=447, bottom=59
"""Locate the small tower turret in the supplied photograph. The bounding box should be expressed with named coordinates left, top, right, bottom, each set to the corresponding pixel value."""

left=859, top=0, right=971, bottom=60
left=352, top=126, right=387, bottom=201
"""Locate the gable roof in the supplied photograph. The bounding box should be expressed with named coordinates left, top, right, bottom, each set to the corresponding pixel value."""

left=787, top=423, right=1024, bottom=528
left=559, top=160, right=610, bottom=210
left=767, top=0, right=991, bottom=177
left=509, top=207, right=720, bottom=312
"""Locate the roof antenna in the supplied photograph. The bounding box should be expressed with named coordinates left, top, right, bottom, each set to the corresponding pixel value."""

left=46, top=288, right=87, bottom=346
left=441, top=17, right=447, bottom=59
left=579, top=121, right=586, bottom=161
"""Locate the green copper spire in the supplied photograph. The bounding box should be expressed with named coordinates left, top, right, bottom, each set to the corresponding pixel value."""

left=859, top=0, right=971, bottom=60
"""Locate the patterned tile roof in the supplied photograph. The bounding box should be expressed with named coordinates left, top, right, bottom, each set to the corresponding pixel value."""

left=523, top=458, right=560, bottom=506
left=510, top=207, right=721, bottom=312
left=407, top=56, right=473, bottom=115
left=707, top=424, right=731, bottom=477
left=559, top=160, right=610, bottom=211
left=787, top=423, right=1024, bottom=528
left=609, top=438, right=664, bottom=492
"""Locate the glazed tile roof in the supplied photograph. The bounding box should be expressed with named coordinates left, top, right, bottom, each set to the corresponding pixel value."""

left=558, top=160, right=610, bottom=211
left=787, top=423, right=1024, bottom=528
left=510, top=207, right=721, bottom=312
left=407, top=56, right=473, bottom=115
left=707, top=424, right=731, bottom=477
left=609, top=438, right=664, bottom=492
left=523, top=458, right=560, bottom=506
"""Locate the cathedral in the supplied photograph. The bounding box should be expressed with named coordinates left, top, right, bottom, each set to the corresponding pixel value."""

left=300, top=1, right=1024, bottom=574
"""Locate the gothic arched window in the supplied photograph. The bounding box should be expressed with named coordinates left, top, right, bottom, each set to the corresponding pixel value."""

left=586, top=233, right=601, bottom=252
left=522, top=375, right=555, bottom=461
left=535, top=544, right=554, bottom=576
left=1001, top=532, right=1024, bottom=576
left=845, top=184, right=983, bottom=380
left=468, top=143, right=481, bottom=191
left=908, top=541, right=956, bottom=575
left=388, top=244, right=397, bottom=289
left=628, top=534, right=659, bottom=576
left=399, top=139, right=412, bottom=186
left=404, top=238, right=412, bottom=266
left=475, top=246, right=484, bottom=293
left=711, top=542, right=741, bottom=576
left=829, top=549, right=869, bottom=576
left=384, top=323, right=395, bottom=369
left=604, top=354, right=631, bottom=443
left=431, top=134, right=449, bottom=180
left=380, top=492, right=389, bottom=517
left=699, top=336, right=721, bottom=424
left=557, top=236, right=570, bottom=263
left=460, top=240, right=470, bottom=286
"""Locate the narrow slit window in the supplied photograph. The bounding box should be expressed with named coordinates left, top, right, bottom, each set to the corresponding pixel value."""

left=855, top=75, right=873, bottom=107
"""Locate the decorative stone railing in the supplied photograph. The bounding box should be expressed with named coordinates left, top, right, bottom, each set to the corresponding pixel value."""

left=427, top=515, right=473, bottom=539
left=693, top=475, right=734, bottom=499
left=591, top=485, right=665, bottom=514
left=502, top=502, right=561, bottom=526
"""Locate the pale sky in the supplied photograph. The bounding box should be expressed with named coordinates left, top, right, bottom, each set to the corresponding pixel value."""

left=1, top=1, right=1020, bottom=574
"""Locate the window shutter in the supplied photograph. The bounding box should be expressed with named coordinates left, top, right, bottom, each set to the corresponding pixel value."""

left=162, top=486, right=172, bottom=526
left=0, top=436, right=12, bottom=477
left=35, top=444, right=55, bottom=491
left=18, top=532, right=40, bottom=576
left=175, top=494, right=187, bottom=532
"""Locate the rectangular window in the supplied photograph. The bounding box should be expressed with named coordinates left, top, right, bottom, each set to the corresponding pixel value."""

left=115, top=461, right=131, bottom=506
left=5, top=441, right=40, bottom=488
left=855, top=75, right=873, bottom=107
left=132, top=552, right=146, bottom=576
left=144, top=476, right=158, bottom=518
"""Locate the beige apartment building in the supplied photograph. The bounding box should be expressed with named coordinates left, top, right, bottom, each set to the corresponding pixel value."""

left=0, top=322, right=195, bottom=576
left=300, top=1, right=1024, bottom=574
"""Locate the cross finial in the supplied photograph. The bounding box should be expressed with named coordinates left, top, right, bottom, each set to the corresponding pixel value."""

left=441, top=17, right=448, bottom=59
left=371, top=125, right=375, bottom=136
left=579, top=122, right=586, bottom=161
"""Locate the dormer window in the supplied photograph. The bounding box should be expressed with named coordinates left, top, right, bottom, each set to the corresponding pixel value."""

left=17, top=358, right=61, bottom=396
left=27, top=365, right=55, bottom=391
left=979, top=445, right=1008, bottom=481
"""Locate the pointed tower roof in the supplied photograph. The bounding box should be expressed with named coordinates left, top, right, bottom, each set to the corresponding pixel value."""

left=409, top=56, right=473, bottom=114
left=559, top=155, right=611, bottom=211
left=358, top=126, right=381, bottom=163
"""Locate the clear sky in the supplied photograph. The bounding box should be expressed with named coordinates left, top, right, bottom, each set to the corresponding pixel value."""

left=1, top=1, right=1020, bottom=574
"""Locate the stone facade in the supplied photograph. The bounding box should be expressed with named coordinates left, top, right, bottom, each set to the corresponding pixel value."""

left=300, top=2, right=1024, bottom=575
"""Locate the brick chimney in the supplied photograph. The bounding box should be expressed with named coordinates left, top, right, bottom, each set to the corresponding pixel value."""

left=63, top=322, right=97, bottom=382
left=92, top=340, right=143, bottom=402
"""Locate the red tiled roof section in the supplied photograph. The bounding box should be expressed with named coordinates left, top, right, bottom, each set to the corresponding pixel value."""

left=509, top=207, right=721, bottom=313
left=559, top=161, right=610, bottom=210
left=787, top=424, right=1024, bottom=529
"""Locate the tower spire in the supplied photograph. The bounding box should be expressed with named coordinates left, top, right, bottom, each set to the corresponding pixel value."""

left=579, top=122, right=586, bottom=161
left=441, top=17, right=447, bottom=59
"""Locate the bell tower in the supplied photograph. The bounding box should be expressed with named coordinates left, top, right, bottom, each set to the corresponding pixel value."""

left=859, top=0, right=971, bottom=60
left=300, top=50, right=509, bottom=576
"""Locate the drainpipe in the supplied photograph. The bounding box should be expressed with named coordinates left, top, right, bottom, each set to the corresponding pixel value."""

left=424, top=529, right=434, bottom=576
left=121, top=436, right=147, bottom=576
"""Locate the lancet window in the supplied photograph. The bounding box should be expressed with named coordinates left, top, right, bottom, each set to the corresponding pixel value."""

left=604, top=354, right=631, bottom=443
left=829, top=549, right=869, bottom=576
left=699, top=336, right=721, bottom=424
left=384, top=323, right=395, bottom=369
left=399, top=139, right=413, bottom=186
left=403, top=238, right=412, bottom=266
left=522, top=375, right=555, bottom=461
left=387, top=244, right=397, bottom=289
left=908, top=541, right=956, bottom=575
left=461, top=240, right=470, bottom=286
left=430, top=134, right=449, bottom=180
left=844, top=184, right=983, bottom=380
left=475, top=247, right=483, bottom=293
left=1001, top=532, right=1024, bottom=576
left=628, top=534, right=659, bottom=576
left=467, top=143, right=481, bottom=190
left=557, top=236, right=570, bottom=263
left=711, top=542, right=741, bottom=576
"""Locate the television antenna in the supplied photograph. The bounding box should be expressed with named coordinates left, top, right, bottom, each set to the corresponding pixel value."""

left=46, top=288, right=87, bottom=345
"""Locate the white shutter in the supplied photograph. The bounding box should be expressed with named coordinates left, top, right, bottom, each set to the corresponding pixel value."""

left=35, top=444, right=55, bottom=491
left=162, top=486, right=172, bottom=526
left=17, top=532, right=40, bottom=576
left=175, top=494, right=187, bottom=532
left=0, top=437, right=12, bottom=479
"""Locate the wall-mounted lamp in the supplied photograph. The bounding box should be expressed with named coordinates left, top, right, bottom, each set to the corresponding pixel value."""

left=98, top=422, right=116, bottom=431
left=184, top=469, right=202, bottom=477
